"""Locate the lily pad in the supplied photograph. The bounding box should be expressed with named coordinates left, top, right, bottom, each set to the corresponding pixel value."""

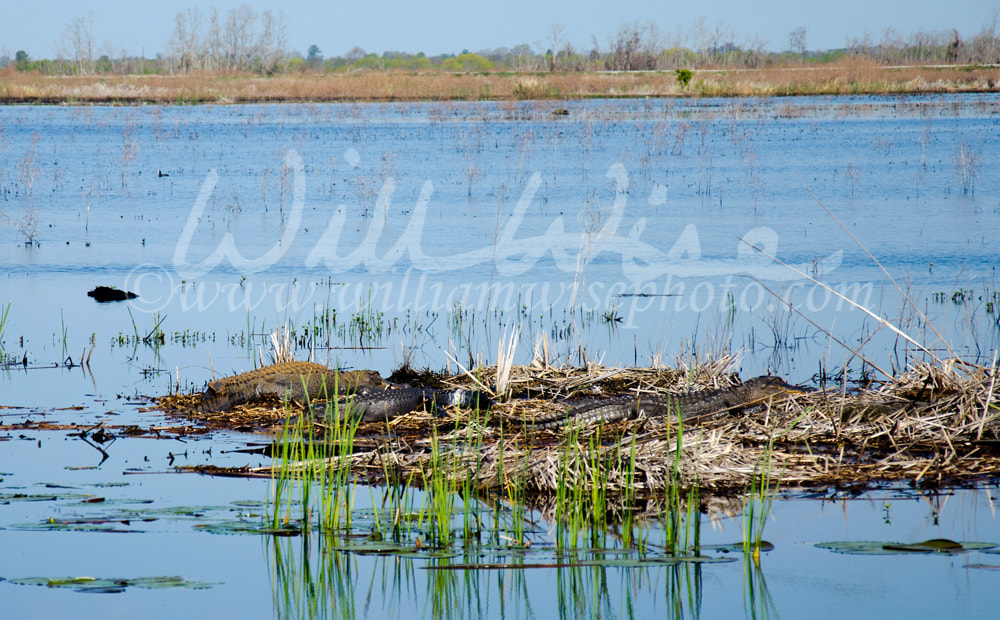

left=641, top=555, right=739, bottom=565
left=9, top=519, right=142, bottom=533
left=194, top=520, right=301, bottom=536
left=69, top=497, right=154, bottom=507
left=231, top=500, right=267, bottom=508
left=816, top=539, right=996, bottom=555
left=702, top=541, right=775, bottom=554
left=5, top=575, right=215, bottom=592
left=0, top=492, right=91, bottom=503
left=393, top=550, right=464, bottom=559
left=331, top=541, right=411, bottom=554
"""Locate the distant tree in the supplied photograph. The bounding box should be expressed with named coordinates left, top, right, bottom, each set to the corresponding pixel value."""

left=946, top=29, right=965, bottom=63
left=345, top=46, right=366, bottom=63
left=15, top=50, right=29, bottom=70
left=306, top=44, right=323, bottom=65
left=206, top=7, right=223, bottom=69
left=879, top=26, right=905, bottom=63
left=165, top=5, right=286, bottom=73
left=257, top=9, right=287, bottom=74
left=353, top=53, right=384, bottom=70
left=509, top=43, right=537, bottom=70
left=607, top=21, right=661, bottom=70
left=222, top=4, right=255, bottom=71
left=847, top=30, right=874, bottom=58
left=789, top=26, right=807, bottom=61
left=442, top=53, right=493, bottom=72
left=58, top=14, right=95, bottom=74
left=546, top=23, right=565, bottom=71
left=969, top=11, right=999, bottom=64
left=168, top=7, right=203, bottom=72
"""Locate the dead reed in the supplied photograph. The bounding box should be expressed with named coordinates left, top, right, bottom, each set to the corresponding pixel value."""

left=162, top=355, right=1000, bottom=498
left=2, top=61, right=996, bottom=104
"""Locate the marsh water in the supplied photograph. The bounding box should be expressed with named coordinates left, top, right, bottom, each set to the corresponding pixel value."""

left=1, top=94, right=999, bottom=617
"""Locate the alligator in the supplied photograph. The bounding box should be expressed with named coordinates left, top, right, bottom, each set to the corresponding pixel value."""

left=197, top=361, right=490, bottom=423
left=197, top=361, right=384, bottom=413
left=197, top=364, right=803, bottom=430
left=529, top=376, right=808, bottom=430
left=315, top=387, right=492, bottom=423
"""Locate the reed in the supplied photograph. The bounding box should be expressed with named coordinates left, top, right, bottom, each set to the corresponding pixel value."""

left=0, top=302, right=10, bottom=362
left=741, top=438, right=777, bottom=564
left=2, top=63, right=995, bottom=105
left=954, top=141, right=981, bottom=195
left=267, top=372, right=361, bottom=534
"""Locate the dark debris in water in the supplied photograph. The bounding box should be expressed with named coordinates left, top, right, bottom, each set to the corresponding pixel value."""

left=965, top=563, right=1000, bottom=570
left=86, top=286, right=138, bottom=303
left=0, top=418, right=209, bottom=441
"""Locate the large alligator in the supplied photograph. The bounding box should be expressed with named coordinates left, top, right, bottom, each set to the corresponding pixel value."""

left=196, top=363, right=804, bottom=429
left=320, top=387, right=491, bottom=423
left=197, top=361, right=383, bottom=413
left=197, top=361, right=489, bottom=423
left=530, top=376, right=808, bottom=430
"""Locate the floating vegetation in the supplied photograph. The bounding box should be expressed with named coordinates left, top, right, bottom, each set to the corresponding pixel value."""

left=4, top=575, right=216, bottom=593
left=194, top=520, right=301, bottom=536
left=10, top=518, right=147, bottom=534
left=0, top=492, right=95, bottom=503
left=816, top=539, right=997, bottom=555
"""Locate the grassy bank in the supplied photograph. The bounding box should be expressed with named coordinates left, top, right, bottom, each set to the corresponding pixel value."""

left=1, top=61, right=997, bottom=104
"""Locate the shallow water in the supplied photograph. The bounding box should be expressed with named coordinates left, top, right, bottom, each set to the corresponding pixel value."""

left=2, top=95, right=998, bottom=384
left=1, top=94, right=999, bottom=617
left=3, top=453, right=999, bottom=619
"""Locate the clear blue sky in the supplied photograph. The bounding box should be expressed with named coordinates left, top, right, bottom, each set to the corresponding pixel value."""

left=3, top=0, right=996, bottom=59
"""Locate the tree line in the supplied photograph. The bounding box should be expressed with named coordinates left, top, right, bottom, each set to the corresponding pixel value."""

left=3, top=8, right=999, bottom=76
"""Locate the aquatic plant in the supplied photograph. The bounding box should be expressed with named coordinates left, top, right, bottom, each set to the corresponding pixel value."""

left=954, top=141, right=980, bottom=194
left=268, top=373, right=362, bottom=535
left=660, top=413, right=701, bottom=557
left=741, top=438, right=778, bottom=564
left=0, top=301, right=10, bottom=362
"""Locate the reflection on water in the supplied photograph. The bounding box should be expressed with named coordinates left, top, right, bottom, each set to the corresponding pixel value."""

left=742, top=559, right=777, bottom=620
left=268, top=535, right=709, bottom=620
left=259, top=484, right=1000, bottom=619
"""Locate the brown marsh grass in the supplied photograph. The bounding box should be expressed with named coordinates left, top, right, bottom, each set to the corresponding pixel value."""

left=1, top=61, right=997, bottom=104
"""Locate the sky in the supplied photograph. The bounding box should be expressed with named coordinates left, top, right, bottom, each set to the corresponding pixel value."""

left=2, top=0, right=996, bottom=60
